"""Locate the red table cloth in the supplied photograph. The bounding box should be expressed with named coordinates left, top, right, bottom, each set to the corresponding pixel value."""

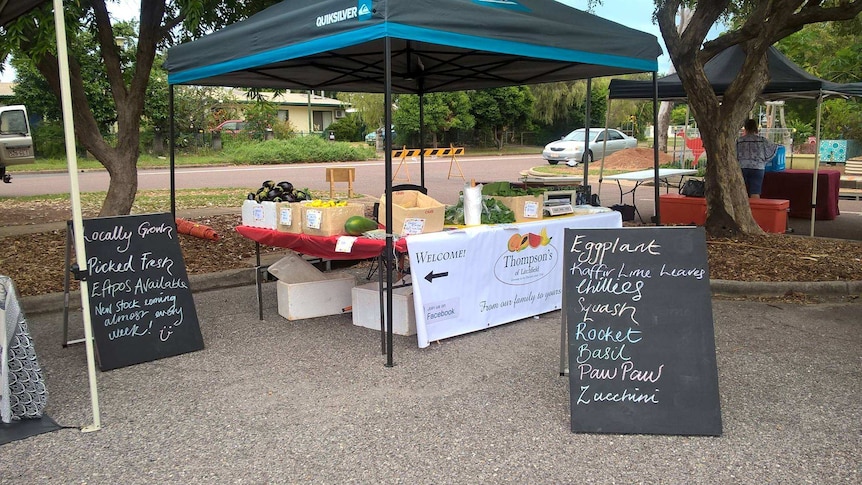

left=761, top=169, right=840, bottom=220
left=235, top=226, right=408, bottom=260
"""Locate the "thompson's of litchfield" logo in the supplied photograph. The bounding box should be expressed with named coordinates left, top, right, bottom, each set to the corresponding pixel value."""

left=494, top=227, right=558, bottom=285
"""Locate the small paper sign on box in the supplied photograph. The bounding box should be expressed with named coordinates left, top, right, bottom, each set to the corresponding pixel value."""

left=491, top=195, right=544, bottom=222
left=379, top=190, right=446, bottom=236
left=276, top=202, right=304, bottom=233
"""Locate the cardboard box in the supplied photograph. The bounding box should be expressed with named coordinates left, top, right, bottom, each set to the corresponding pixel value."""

left=379, top=191, right=446, bottom=236
left=351, top=281, right=416, bottom=336
left=491, top=195, right=543, bottom=222
left=271, top=253, right=356, bottom=320
left=275, top=202, right=303, bottom=233
left=241, top=200, right=277, bottom=229
left=300, top=203, right=365, bottom=237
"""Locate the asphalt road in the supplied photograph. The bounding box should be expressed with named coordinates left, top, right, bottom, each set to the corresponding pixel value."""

left=3, top=281, right=860, bottom=484
left=4, top=155, right=547, bottom=205
left=5, top=154, right=862, bottom=240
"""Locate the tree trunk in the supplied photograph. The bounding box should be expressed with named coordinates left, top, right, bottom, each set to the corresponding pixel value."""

left=682, top=55, right=769, bottom=237
left=26, top=0, right=162, bottom=216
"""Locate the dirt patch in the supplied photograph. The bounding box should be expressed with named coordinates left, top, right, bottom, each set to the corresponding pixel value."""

left=601, top=147, right=677, bottom=171
left=0, top=197, right=861, bottom=299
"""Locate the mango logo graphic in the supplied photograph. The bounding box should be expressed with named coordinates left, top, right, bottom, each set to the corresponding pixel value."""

left=506, top=227, right=551, bottom=252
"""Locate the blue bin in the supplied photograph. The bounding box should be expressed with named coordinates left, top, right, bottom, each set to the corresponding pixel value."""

left=765, top=145, right=785, bottom=172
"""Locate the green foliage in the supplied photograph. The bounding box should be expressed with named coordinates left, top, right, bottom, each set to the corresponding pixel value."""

left=470, top=86, right=534, bottom=148
left=821, top=99, right=862, bottom=141
left=30, top=120, right=67, bottom=159
left=337, top=92, right=384, bottom=134
left=270, top=119, right=297, bottom=139
left=776, top=19, right=862, bottom=143
left=444, top=196, right=515, bottom=225
left=326, top=113, right=365, bottom=142
left=244, top=100, right=278, bottom=140
left=532, top=84, right=607, bottom=144
left=223, top=136, right=375, bottom=164
left=481, top=182, right=545, bottom=197
left=143, top=60, right=170, bottom=131
left=393, top=92, right=475, bottom=145
left=670, top=105, right=690, bottom=125
left=777, top=20, right=862, bottom=84
left=786, top=118, right=814, bottom=145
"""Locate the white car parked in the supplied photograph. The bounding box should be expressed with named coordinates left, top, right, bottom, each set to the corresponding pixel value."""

left=542, top=128, right=637, bottom=166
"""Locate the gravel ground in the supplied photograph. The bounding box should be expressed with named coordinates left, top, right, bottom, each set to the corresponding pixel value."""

left=1, top=281, right=860, bottom=484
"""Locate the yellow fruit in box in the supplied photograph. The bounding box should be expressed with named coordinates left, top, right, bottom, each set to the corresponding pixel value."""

left=308, top=199, right=347, bottom=208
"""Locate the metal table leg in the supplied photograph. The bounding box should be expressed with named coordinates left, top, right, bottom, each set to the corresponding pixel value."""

left=255, top=242, right=263, bottom=320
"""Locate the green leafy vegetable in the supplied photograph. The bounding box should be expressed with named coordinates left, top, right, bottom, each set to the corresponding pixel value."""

left=481, top=181, right=545, bottom=197
left=445, top=195, right=516, bottom=225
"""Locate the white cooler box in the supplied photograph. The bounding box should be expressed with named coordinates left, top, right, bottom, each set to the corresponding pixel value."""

left=351, top=280, right=416, bottom=336
left=271, top=253, right=356, bottom=320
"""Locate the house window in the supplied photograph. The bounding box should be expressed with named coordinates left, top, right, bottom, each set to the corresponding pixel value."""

left=313, top=111, right=333, bottom=132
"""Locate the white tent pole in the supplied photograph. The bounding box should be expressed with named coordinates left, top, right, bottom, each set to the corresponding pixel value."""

left=809, top=94, right=823, bottom=237
left=53, top=0, right=101, bottom=432
left=597, top=97, right=611, bottom=200
left=583, top=78, right=592, bottom=188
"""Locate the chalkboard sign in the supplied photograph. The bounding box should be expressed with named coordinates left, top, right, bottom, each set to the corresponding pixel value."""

left=80, top=213, right=204, bottom=370
left=563, top=226, right=721, bottom=436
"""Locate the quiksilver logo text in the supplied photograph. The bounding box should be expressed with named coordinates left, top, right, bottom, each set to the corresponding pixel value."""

left=316, top=7, right=357, bottom=27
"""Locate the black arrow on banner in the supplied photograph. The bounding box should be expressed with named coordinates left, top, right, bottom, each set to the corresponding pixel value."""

left=425, top=270, right=449, bottom=283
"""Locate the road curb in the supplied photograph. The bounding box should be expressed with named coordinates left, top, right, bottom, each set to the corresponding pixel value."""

left=19, top=269, right=862, bottom=316
left=710, top=279, right=862, bottom=298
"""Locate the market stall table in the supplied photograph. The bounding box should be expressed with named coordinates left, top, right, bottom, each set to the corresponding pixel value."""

left=761, top=169, right=841, bottom=220
left=603, top=168, right=698, bottom=222
left=237, top=210, right=623, bottom=350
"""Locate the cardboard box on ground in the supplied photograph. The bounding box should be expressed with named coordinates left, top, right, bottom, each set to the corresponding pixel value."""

left=379, top=190, right=446, bottom=236
left=269, top=253, right=356, bottom=320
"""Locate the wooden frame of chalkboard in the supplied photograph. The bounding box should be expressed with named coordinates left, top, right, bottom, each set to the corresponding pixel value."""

left=79, top=213, right=204, bottom=371
left=563, top=226, right=722, bottom=436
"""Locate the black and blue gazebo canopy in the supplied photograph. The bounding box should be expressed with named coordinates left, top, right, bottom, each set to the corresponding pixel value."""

left=165, top=0, right=661, bottom=92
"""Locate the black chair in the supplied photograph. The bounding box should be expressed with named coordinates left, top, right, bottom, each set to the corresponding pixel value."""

left=391, top=183, right=428, bottom=194
left=366, top=184, right=428, bottom=280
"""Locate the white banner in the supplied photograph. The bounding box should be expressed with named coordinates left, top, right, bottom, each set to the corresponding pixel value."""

left=407, top=212, right=622, bottom=348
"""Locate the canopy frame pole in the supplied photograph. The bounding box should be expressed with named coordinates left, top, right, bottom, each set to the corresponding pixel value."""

left=583, top=78, right=592, bottom=188
left=170, top=85, right=176, bottom=217
left=810, top=94, right=823, bottom=237
left=419, top=87, right=425, bottom=188
left=598, top=97, right=611, bottom=200
left=384, top=37, right=395, bottom=368
left=53, top=0, right=101, bottom=432
left=652, top=71, right=661, bottom=225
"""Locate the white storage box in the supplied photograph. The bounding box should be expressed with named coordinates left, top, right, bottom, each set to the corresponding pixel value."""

left=271, top=253, right=356, bottom=320
left=277, top=276, right=355, bottom=320
left=242, top=200, right=278, bottom=229
left=351, top=281, right=416, bottom=336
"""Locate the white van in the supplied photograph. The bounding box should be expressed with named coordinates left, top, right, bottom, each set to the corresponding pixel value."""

left=0, top=105, right=35, bottom=183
